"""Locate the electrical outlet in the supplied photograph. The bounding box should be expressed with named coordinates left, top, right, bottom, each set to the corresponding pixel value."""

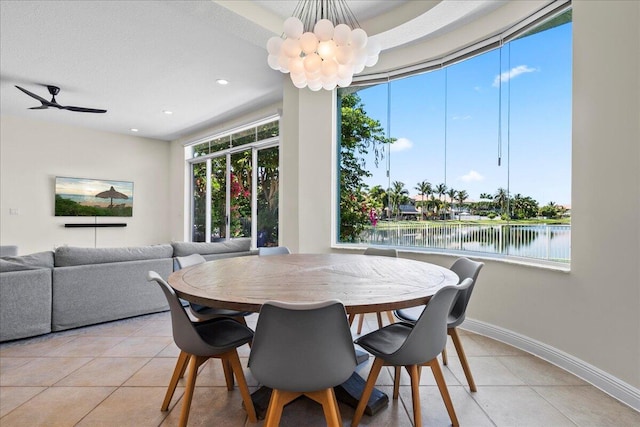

left=9, top=208, right=20, bottom=215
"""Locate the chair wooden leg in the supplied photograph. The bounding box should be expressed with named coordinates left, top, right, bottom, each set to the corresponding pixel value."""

left=307, top=389, right=343, bottom=427
left=351, top=357, right=384, bottom=427
left=442, top=346, right=448, bottom=365
left=226, top=350, right=257, bottom=423
left=449, top=327, right=476, bottom=392
left=348, top=313, right=356, bottom=326
left=428, top=358, right=459, bottom=427
left=357, top=314, right=365, bottom=334
left=376, top=312, right=383, bottom=328
left=162, top=351, right=190, bottom=411
left=408, top=364, right=422, bottom=427
left=264, top=390, right=301, bottom=427
left=385, top=310, right=395, bottom=324
left=179, top=355, right=207, bottom=427
left=393, top=366, right=401, bottom=399
left=221, top=358, right=234, bottom=390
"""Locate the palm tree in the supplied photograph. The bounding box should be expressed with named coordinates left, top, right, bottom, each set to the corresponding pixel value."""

left=414, top=180, right=432, bottom=220
left=388, top=181, right=409, bottom=219
left=435, top=183, right=447, bottom=219
left=479, top=192, right=492, bottom=200
left=446, top=188, right=457, bottom=219
left=435, top=183, right=447, bottom=202
left=456, top=190, right=468, bottom=218
left=494, top=187, right=509, bottom=218
left=368, top=185, right=387, bottom=212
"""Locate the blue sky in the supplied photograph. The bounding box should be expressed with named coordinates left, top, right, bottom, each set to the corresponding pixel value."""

left=353, top=21, right=572, bottom=206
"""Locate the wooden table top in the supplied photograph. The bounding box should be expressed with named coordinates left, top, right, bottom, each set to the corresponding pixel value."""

left=168, top=253, right=459, bottom=314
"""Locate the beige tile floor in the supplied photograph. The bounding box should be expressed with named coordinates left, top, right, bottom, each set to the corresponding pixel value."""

left=1, top=311, right=638, bottom=426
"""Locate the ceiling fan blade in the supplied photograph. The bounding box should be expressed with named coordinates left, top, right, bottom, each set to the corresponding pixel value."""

left=15, top=85, right=52, bottom=105
left=63, top=105, right=107, bottom=113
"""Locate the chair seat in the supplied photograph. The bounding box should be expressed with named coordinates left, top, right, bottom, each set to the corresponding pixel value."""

left=394, top=306, right=422, bottom=323
left=396, top=306, right=459, bottom=326
left=192, top=318, right=253, bottom=355
left=191, top=303, right=252, bottom=318
left=355, top=322, right=413, bottom=358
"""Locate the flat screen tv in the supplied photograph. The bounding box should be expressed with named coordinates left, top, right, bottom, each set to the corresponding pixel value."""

left=55, top=176, right=134, bottom=217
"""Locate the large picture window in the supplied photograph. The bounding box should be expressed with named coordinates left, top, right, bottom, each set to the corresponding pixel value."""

left=337, top=6, right=572, bottom=264
left=188, top=117, right=279, bottom=248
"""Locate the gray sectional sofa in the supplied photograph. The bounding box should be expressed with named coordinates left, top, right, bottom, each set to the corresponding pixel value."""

left=0, top=238, right=254, bottom=342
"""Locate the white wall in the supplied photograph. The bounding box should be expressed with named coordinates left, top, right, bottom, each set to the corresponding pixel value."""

left=0, top=115, right=172, bottom=254
left=276, top=0, right=640, bottom=405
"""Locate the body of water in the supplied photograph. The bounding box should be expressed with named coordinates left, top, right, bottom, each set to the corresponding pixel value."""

left=362, top=223, right=571, bottom=263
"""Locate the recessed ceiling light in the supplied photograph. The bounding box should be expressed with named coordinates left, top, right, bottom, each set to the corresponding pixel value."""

left=216, top=79, right=229, bottom=85
left=130, top=128, right=139, bottom=132
left=163, top=110, right=173, bottom=115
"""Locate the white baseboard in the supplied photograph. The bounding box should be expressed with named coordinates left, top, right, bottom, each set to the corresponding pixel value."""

left=463, top=318, right=640, bottom=412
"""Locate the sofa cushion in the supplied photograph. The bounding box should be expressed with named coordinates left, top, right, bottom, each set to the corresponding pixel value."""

left=55, top=244, right=173, bottom=267
left=0, top=251, right=54, bottom=272
left=171, top=238, right=251, bottom=257
left=0, top=269, right=52, bottom=341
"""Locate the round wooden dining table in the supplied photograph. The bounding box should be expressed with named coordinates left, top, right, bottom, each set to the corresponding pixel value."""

left=168, top=252, right=459, bottom=418
left=168, top=253, right=459, bottom=314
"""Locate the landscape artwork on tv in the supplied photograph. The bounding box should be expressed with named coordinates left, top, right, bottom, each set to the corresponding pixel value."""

left=55, top=177, right=134, bottom=217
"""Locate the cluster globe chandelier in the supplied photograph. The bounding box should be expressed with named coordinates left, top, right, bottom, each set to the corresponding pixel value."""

left=266, top=0, right=381, bottom=91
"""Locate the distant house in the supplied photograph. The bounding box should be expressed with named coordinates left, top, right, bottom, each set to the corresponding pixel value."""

left=398, top=204, right=420, bottom=220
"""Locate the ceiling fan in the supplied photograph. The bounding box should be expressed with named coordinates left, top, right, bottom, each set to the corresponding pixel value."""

left=15, top=85, right=107, bottom=113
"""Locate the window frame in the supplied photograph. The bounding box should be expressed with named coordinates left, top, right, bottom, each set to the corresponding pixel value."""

left=334, top=1, right=572, bottom=268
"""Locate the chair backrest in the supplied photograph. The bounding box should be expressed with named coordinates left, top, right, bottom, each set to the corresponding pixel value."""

left=248, top=300, right=357, bottom=392
left=448, top=258, right=484, bottom=325
left=258, top=246, right=290, bottom=256
left=176, top=253, right=206, bottom=269
left=388, top=278, right=473, bottom=366
left=363, top=247, right=398, bottom=257
left=147, top=271, right=220, bottom=356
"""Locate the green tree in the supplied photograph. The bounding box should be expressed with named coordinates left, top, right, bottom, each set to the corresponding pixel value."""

left=456, top=190, right=469, bottom=217
left=435, top=183, right=447, bottom=218
left=389, top=181, right=409, bottom=219
left=540, top=201, right=560, bottom=219
left=339, top=92, right=393, bottom=241
left=446, top=188, right=457, bottom=219
left=512, top=194, right=539, bottom=219
left=368, top=185, right=387, bottom=216
left=494, top=187, right=509, bottom=218
left=414, top=180, right=432, bottom=219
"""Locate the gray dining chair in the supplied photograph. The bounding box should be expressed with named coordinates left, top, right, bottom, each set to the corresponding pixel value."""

left=258, top=246, right=291, bottom=256
left=248, top=300, right=357, bottom=427
left=147, top=271, right=257, bottom=426
left=349, top=247, right=398, bottom=334
left=395, top=257, right=484, bottom=391
left=352, top=279, right=473, bottom=427
left=175, top=254, right=252, bottom=325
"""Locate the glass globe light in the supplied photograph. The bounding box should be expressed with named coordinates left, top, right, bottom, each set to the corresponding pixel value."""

left=317, top=40, right=337, bottom=60
left=313, top=19, right=334, bottom=42
left=333, top=24, right=351, bottom=46
left=266, top=36, right=283, bottom=55
left=300, top=32, right=319, bottom=54
left=350, top=28, right=368, bottom=49
left=303, top=53, right=322, bottom=74
left=283, top=17, right=304, bottom=39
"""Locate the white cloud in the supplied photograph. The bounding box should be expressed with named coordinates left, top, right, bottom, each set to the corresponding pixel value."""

left=390, top=137, right=413, bottom=152
left=493, top=65, right=537, bottom=87
left=459, top=170, right=484, bottom=182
